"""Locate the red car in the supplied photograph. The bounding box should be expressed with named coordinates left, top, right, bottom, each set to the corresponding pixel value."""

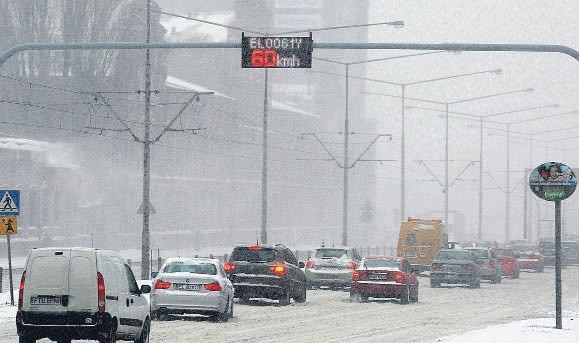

left=492, top=247, right=520, bottom=278
left=350, top=256, right=419, bottom=304
left=511, top=245, right=545, bottom=272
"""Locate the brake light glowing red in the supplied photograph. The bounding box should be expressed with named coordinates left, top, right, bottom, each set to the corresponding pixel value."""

left=463, top=264, right=473, bottom=271
left=204, top=281, right=222, bottom=291
left=395, top=272, right=404, bottom=284
left=97, top=272, right=105, bottom=312
left=489, top=263, right=495, bottom=269
left=18, top=271, right=26, bottom=311
left=249, top=246, right=262, bottom=251
left=224, top=263, right=236, bottom=272
left=347, top=262, right=357, bottom=269
left=431, top=263, right=441, bottom=269
left=352, top=271, right=360, bottom=281
left=269, top=264, right=287, bottom=276
left=154, top=279, right=172, bottom=290
left=305, top=261, right=314, bottom=268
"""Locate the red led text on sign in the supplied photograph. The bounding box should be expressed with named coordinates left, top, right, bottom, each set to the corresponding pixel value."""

left=241, top=35, right=313, bottom=68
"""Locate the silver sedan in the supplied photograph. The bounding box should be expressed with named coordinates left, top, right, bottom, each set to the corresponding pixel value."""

left=150, top=257, right=234, bottom=322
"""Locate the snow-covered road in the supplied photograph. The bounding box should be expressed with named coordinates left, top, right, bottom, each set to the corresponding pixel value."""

left=1, top=266, right=579, bottom=342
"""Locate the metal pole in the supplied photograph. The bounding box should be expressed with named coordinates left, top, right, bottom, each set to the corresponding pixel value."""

left=261, top=68, right=269, bottom=245
left=141, top=0, right=152, bottom=280
left=400, top=85, right=406, bottom=223
left=444, top=104, right=449, bottom=233
left=342, top=65, right=350, bottom=246
left=7, top=234, right=14, bottom=305
left=523, top=168, right=529, bottom=240
left=555, top=200, right=562, bottom=329
left=506, top=123, right=510, bottom=242
left=478, top=117, right=483, bottom=240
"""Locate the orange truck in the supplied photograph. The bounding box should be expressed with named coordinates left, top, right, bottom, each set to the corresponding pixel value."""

left=397, top=218, right=448, bottom=273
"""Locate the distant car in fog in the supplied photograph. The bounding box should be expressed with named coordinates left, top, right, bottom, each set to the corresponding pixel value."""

left=464, top=247, right=502, bottom=283
left=511, top=244, right=544, bottom=272
left=430, top=249, right=481, bottom=288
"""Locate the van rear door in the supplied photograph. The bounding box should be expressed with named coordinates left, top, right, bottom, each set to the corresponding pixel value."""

left=24, top=249, right=71, bottom=313
left=67, top=249, right=98, bottom=312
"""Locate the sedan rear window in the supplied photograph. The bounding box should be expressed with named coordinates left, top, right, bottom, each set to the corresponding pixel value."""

left=466, top=249, right=488, bottom=258
left=436, top=251, right=472, bottom=260
left=363, top=258, right=399, bottom=269
left=315, top=249, right=348, bottom=259
left=164, top=262, right=217, bottom=275
left=231, top=248, right=276, bottom=262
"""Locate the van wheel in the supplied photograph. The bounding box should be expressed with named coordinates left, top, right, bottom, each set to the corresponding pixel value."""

left=350, top=292, right=361, bottom=303
left=399, top=288, right=410, bottom=305
left=18, top=336, right=35, bottom=343
left=99, top=324, right=117, bottom=343
left=134, top=319, right=150, bottom=343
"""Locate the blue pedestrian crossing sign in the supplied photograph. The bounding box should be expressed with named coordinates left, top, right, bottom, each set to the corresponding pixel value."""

left=0, top=190, right=20, bottom=215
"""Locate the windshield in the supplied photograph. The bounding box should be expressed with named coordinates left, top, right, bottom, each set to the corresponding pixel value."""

left=466, top=249, right=488, bottom=258
left=493, top=249, right=515, bottom=257
left=231, top=248, right=276, bottom=262
left=435, top=251, right=472, bottom=260
left=315, top=249, right=348, bottom=259
left=363, top=258, right=400, bottom=269
left=163, top=262, right=217, bottom=275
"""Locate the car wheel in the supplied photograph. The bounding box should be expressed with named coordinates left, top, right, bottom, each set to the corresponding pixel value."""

left=294, top=284, right=307, bottom=303
left=512, top=269, right=520, bottom=279
left=279, top=286, right=291, bottom=306
left=360, top=294, right=369, bottom=303
left=134, top=319, right=150, bottom=343
left=349, top=292, right=361, bottom=303
left=399, top=286, right=410, bottom=305
left=430, top=279, right=440, bottom=288
left=99, top=323, right=117, bottom=343
left=468, top=280, right=478, bottom=289
left=228, top=297, right=234, bottom=319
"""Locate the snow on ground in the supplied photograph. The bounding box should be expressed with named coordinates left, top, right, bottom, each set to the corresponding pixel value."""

left=0, top=290, right=17, bottom=325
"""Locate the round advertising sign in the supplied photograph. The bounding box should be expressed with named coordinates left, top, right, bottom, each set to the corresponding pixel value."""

left=529, top=162, right=577, bottom=201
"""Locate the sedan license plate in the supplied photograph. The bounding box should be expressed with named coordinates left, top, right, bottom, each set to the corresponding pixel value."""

left=174, top=284, right=201, bottom=291
left=30, top=296, right=62, bottom=305
left=368, top=273, right=388, bottom=280
left=444, top=274, right=455, bottom=280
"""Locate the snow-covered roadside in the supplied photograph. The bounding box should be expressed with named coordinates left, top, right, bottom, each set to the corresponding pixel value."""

left=433, top=313, right=579, bottom=343
left=0, top=290, right=17, bottom=325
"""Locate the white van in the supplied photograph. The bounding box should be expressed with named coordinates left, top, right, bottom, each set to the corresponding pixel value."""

left=16, top=247, right=151, bottom=343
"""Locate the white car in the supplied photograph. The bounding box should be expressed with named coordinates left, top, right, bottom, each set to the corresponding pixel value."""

left=151, top=257, right=234, bottom=322
left=17, top=247, right=151, bottom=343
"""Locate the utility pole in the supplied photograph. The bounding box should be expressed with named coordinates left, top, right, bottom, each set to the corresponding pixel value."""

left=261, top=68, right=269, bottom=244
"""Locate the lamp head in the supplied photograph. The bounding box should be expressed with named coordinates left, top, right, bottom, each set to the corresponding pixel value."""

left=491, top=69, right=503, bottom=75
left=391, top=21, right=405, bottom=28
left=524, top=88, right=534, bottom=93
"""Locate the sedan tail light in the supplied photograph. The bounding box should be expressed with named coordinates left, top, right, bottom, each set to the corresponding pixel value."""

left=352, top=270, right=367, bottom=281
left=347, top=262, right=357, bottom=269
left=395, top=272, right=404, bottom=284
left=154, top=279, right=172, bottom=290
left=431, top=263, right=441, bottom=270
left=488, top=262, right=495, bottom=269
left=224, top=262, right=236, bottom=272
left=305, top=261, right=314, bottom=269
left=463, top=264, right=473, bottom=271
left=269, top=264, right=287, bottom=276
left=204, top=281, right=222, bottom=291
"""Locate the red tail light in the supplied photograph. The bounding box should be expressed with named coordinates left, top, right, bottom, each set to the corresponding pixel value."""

left=305, top=261, right=314, bottom=268
left=347, top=262, right=357, bottom=269
left=395, top=272, right=405, bottom=284
left=431, top=263, right=441, bottom=269
left=18, top=271, right=26, bottom=311
left=396, top=249, right=400, bottom=257
left=249, top=246, right=262, bottom=251
left=352, top=270, right=360, bottom=281
left=488, top=262, right=495, bottom=269
left=463, top=264, right=473, bottom=271
left=224, top=263, right=236, bottom=272
left=154, top=279, right=172, bottom=290
left=269, top=264, right=287, bottom=276
left=532, top=254, right=541, bottom=260
left=204, top=281, right=222, bottom=291
left=97, top=272, right=105, bottom=312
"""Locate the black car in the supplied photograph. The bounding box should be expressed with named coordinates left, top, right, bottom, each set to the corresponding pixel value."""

left=430, top=249, right=481, bottom=288
left=224, top=244, right=307, bottom=305
left=539, top=240, right=579, bottom=266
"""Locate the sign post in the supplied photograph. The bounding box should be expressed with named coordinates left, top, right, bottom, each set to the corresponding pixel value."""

left=0, top=189, right=20, bottom=306
left=529, top=162, right=576, bottom=329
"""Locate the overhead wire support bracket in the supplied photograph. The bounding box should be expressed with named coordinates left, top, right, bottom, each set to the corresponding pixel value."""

left=94, top=93, right=141, bottom=143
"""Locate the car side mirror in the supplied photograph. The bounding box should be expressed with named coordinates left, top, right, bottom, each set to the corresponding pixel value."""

left=298, top=262, right=305, bottom=268
left=140, top=284, right=151, bottom=294
left=151, top=271, right=158, bottom=279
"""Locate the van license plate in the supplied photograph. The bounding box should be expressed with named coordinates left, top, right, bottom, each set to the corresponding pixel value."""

left=174, top=284, right=201, bottom=291
left=31, top=296, right=62, bottom=305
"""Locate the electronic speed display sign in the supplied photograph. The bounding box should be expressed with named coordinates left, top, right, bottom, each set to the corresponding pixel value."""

left=241, top=34, right=313, bottom=68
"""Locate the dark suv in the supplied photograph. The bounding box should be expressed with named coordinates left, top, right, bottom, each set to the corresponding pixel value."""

left=430, top=249, right=481, bottom=288
left=224, top=244, right=307, bottom=305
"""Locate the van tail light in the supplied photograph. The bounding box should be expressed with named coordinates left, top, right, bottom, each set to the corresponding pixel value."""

left=431, top=263, right=441, bottom=270
left=204, top=281, right=222, bottom=291
left=463, top=264, right=473, bottom=271
left=154, top=279, right=172, bottom=290
left=269, top=264, right=287, bottom=276
left=97, top=272, right=105, bottom=312
left=224, top=263, right=236, bottom=272
left=18, top=271, right=26, bottom=311
left=395, top=272, right=404, bottom=284
left=305, top=261, right=314, bottom=268
left=347, top=262, right=357, bottom=269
